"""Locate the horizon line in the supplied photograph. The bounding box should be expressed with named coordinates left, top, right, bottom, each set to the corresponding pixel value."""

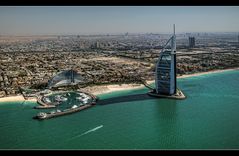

left=0, top=31, right=239, bottom=37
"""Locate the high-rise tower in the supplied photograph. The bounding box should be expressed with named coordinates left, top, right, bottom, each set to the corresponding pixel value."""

left=238, top=33, right=239, bottom=48
left=148, top=25, right=185, bottom=99
left=154, top=24, right=176, bottom=95
left=189, top=37, right=195, bottom=48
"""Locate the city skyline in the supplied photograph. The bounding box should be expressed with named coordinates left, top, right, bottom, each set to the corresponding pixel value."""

left=0, top=6, right=239, bottom=35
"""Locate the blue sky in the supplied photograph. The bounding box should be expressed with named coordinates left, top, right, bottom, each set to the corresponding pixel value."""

left=0, top=6, right=239, bottom=35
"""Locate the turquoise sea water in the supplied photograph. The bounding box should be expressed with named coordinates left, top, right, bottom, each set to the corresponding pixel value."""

left=0, top=70, right=239, bottom=149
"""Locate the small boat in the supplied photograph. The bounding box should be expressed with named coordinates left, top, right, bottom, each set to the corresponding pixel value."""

left=50, top=110, right=56, bottom=114
left=82, top=99, right=88, bottom=104
left=35, top=112, right=47, bottom=119
left=71, top=105, right=78, bottom=109
left=55, top=95, right=68, bottom=102
left=43, top=97, right=51, bottom=103
left=76, top=97, right=82, bottom=100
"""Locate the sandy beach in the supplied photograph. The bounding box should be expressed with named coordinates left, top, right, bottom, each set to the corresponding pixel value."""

left=177, top=68, right=239, bottom=79
left=82, top=83, right=147, bottom=96
left=0, top=95, right=37, bottom=103
left=0, top=67, right=238, bottom=102
left=89, top=67, right=239, bottom=95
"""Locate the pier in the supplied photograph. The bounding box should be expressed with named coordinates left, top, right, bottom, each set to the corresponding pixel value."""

left=33, top=103, right=96, bottom=120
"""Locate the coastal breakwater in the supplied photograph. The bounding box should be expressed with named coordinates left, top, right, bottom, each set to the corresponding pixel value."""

left=33, top=103, right=96, bottom=120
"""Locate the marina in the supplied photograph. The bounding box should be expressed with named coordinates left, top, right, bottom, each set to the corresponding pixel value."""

left=33, top=91, right=98, bottom=120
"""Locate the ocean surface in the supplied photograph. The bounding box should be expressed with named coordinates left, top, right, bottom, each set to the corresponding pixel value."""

left=0, top=70, right=239, bottom=149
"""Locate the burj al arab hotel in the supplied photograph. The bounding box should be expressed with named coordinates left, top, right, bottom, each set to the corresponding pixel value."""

left=148, top=25, right=186, bottom=99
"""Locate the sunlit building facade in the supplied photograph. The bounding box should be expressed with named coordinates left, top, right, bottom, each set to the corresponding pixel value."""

left=47, top=69, right=84, bottom=88
left=155, top=25, right=176, bottom=95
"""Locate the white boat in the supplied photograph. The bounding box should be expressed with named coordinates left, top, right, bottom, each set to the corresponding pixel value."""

left=50, top=110, right=56, bottom=114
left=61, top=97, right=68, bottom=101
left=43, top=97, right=51, bottom=103
left=72, top=105, right=78, bottom=109
left=55, top=95, right=68, bottom=102
left=82, top=99, right=88, bottom=104
left=37, top=112, right=47, bottom=118
left=76, top=97, right=82, bottom=100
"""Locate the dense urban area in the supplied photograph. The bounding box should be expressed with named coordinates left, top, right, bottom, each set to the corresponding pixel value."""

left=0, top=32, right=239, bottom=97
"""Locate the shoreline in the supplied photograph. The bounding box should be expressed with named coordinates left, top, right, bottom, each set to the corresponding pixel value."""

left=91, top=67, right=239, bottom=95
left=0, top=95, right=37, bottom=103
left=0, top=67, right=238, bottom=102
left=177, top=68, right=239, bottom=79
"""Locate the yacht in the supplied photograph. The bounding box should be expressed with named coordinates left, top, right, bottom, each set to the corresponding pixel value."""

left=71, top=105, right=78, bottom=109
left=36, top=112, right=47, bottom=119
left=43, top=97, right=51, bottom=103
left=55, top=95, right=68, bottom=102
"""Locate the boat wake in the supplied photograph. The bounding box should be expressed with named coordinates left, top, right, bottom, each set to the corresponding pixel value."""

left=69, top=125, right=103, bottom=140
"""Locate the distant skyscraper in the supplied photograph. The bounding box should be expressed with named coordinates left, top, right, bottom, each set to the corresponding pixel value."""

left=95, top=41, right=100, bottom=48
left=238, top=34, right=239, bottom=48
left=125, top=32, right=129, bottom=39
left=189, top=37, right=195, bottom=48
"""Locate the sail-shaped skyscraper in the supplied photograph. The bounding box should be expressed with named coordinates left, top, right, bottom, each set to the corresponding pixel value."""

left=148, top=25, right=185, bottom=99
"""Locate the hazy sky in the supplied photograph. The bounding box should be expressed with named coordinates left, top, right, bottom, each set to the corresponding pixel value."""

left=0, top=6, right=239, bottom=35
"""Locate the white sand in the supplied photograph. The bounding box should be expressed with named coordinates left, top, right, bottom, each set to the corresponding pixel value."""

left=92, top=84, right=146, bottom=95
left=177, top=68, right=239, bottom=79
left=0, top=95, right=37, bottom=103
